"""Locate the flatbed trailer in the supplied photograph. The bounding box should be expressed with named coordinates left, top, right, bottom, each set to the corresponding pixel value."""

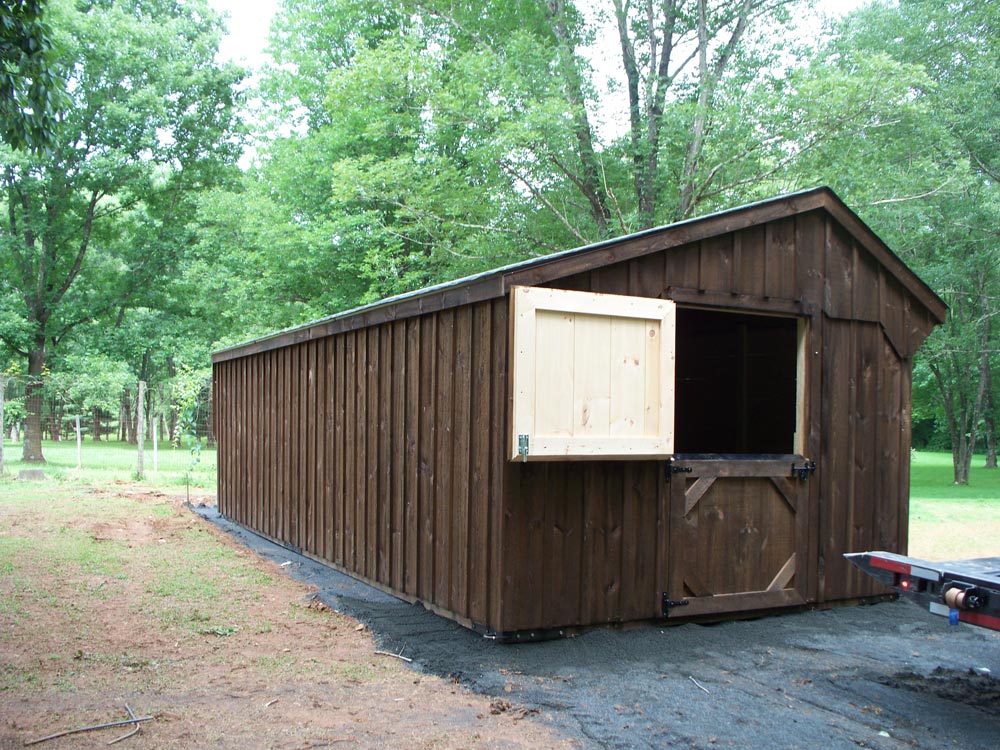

left=845, top=551, right=1000, bottom=632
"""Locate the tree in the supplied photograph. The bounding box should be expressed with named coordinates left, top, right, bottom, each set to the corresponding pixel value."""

left=0, top=0, right=66, bottom=152
left=782, top=0, right=1000, bottom=483
left=0, top=0, right=244, bottom=462
left=254, top=0, right=809, bottom=307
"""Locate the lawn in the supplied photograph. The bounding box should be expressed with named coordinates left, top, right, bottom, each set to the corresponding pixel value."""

left=0, top=438, right=216, bottom=489
left=908, top=450, right=1000, bottom=560
left=1, top=443, right=995, bottom=559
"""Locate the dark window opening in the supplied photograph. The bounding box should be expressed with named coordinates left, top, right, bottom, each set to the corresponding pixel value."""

left=674, top=308, right=800, bottom=454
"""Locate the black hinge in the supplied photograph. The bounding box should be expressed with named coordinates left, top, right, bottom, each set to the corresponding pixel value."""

left=791, top=459, right=817, bottom=481
left=662, top=593, right=690, bottom=616
left=667, top=457, right=692, bottom=479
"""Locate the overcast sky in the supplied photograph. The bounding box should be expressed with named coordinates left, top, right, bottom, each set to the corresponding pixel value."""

left=207, top=0, right=869, bottom=72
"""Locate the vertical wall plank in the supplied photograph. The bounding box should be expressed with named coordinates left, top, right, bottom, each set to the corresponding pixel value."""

left=824, top=220, right=854, bottom=318
left=663, top=242, right=700, bottom=289
left=604, top=467, right=624, bottom=620
left=307, top=341, right=318, bottom=556
left=852, top=323, right=880, bottom=596
left=876, top=335, right=903, bottom=554
left=468, top=303, right=491, bottom=624
left=434, top=310, right=455, bottom=609
left=820, top=320, right=853, bottom=602
left=344, top=332, right=356, bottom=570
left=391, top=320, right=406, bottom=592
left=698, top=234, right=734, bottom=293
left=580, top=464, right=606, bottom=623
left=418, top=314, right=437, bottom=601
left=322, top=339, right=334, bottom=562
left=378, top=325, right=393, bottom=584
left=765, top=216, right=796, bottom=299
left=734, top=226, right=766, bottom=297
left=452, top=307, right=472, bottom=618
left=355, top=331, right=368, bottom=574
left=404, top=318, right=420, bottom=596
left=334, top=334, right=345, bottom=566
left=366, top=327, right=379, bottom=580
left=299, top=343, right=310, bottom=552
left=542, top=465, right=582, bottom=628
left=898, top=363, right=914, bottom=553
left=285, top=346, right=296, bottom=545
left=490, top=298, right=508, bottom=629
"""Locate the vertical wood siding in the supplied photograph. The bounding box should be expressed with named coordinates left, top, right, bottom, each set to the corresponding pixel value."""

left=216, top=299, right=509, bottom=629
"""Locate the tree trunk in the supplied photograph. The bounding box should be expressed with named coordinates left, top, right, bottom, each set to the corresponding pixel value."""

left=953, top=436, right=973, bottom=484
left=984, top=369, right=997, bottom=468
left=543, top=0, right=610, bottom=235
left=93, top=407, right=103, bottom=441
left=166, top=356, right=178, bottom=442
left=21, top=340, right=46, bottom=462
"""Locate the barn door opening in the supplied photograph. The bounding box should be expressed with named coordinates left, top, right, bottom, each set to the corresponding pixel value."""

left=665, top=458, right=810, bottom=618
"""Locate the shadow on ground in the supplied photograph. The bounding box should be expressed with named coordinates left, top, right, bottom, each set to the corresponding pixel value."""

left=192, top=505, right=1000, bottom=750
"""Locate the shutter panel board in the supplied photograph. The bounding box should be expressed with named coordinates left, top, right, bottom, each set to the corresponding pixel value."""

left=510, top=286, right=675, bottom=461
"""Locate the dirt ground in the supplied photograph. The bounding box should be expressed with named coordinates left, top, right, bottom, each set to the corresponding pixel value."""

left=3, top=483, right=999, bottom=750
left=0, top=484, right=570, bottom=749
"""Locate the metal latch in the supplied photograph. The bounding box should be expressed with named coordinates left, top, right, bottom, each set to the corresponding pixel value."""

left=792, top=459, right=816, bottom=481
left=662, top=593, right=690, bottom=616
left=518, top=434, right=529, bottom=463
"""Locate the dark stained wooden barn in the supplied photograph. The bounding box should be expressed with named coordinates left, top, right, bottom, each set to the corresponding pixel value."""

left=213, top=187, right=946, bottom=639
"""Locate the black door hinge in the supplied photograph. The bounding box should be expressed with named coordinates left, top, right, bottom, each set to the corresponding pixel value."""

left=667, top=457, right=692, bottom=479
left=791, top=459, right=817, bottom=481
left=661, top=593, right=690, bottom=616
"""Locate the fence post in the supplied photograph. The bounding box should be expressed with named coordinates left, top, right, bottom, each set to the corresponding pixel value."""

left=152, top=406, right=158, bottom=473
left=136, top=380, right=146, bottom=480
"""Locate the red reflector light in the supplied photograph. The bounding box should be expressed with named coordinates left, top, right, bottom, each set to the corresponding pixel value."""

left=901, top=579, right=911, bottom=590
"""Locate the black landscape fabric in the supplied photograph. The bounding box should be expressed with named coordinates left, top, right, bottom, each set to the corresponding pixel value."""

left=192, top=504, right=1000, bottom=750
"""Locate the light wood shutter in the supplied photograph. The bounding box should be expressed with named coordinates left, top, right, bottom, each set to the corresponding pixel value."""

left=510, top=285, right=676, bottom=461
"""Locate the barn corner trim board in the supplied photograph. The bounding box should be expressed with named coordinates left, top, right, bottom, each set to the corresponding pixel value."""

left=213, top=187, right=946, bottom=637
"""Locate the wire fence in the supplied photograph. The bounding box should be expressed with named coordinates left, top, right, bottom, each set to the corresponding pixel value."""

left=0, top=374, right=215, bottom=489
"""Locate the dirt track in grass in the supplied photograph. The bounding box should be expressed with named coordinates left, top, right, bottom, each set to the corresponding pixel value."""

left=0, top=483, right=569, bottom=749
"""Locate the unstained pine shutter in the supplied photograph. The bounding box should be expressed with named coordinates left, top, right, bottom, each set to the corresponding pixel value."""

left=510, top=285, right=675, bottom=461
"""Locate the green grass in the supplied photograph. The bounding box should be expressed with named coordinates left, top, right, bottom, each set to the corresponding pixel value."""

left=909, top=450, right=1000, bottom=559
left=909, top=450, right=1000, bottom=500
left=0, top=437, right=216, bottom=488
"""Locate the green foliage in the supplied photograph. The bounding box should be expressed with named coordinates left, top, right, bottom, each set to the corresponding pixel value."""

left=795, top=0, right=1000, bottom=481
left=1, top=0, right=244, bottom=460
left=3, top=0, right=995, bottom=480
left=46, top=354, right=134, bottom=417
left=0, top=0, right=68, bottom=152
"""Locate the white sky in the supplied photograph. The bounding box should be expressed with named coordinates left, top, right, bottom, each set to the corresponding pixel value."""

left=208, top=0, right=869, bottom=72
left=207, top=0, right=279, bottom=71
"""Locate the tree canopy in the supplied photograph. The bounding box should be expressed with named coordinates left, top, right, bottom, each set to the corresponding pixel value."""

left=3, top=0, right=999, bottom=482
left=1, top=0, right=244, bottom=460
left=0, top=0, right=66, bottom=152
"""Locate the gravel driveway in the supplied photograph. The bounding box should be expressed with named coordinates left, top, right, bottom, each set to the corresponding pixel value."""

left=196, top=505, right=1000, bottom=750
